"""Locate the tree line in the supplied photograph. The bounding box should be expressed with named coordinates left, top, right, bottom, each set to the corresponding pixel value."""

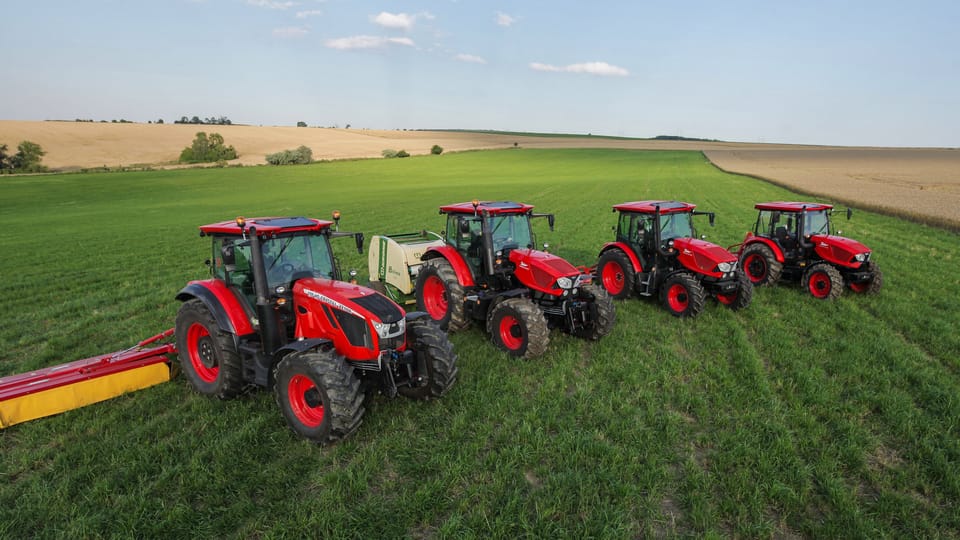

left=0, top=141, right=47, bottom=173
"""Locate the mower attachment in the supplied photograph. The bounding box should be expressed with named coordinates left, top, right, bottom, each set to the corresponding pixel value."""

left=0, top=329, right=176, bottom=429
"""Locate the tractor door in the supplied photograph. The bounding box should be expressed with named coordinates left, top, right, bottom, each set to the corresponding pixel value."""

left=214, top=236, right=256, bottom=308
left=618, top=212, right=653, bottom=268
left=446, top=214, right=484, bottom=275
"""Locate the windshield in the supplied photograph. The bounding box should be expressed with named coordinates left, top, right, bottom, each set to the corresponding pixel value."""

left=489, top=214, right=533, bottom=252
left=804, top=210, right=830, bottom=236
left=262, top=233, right=335, bottom=290
left=659, top=212, right=694, bottom=241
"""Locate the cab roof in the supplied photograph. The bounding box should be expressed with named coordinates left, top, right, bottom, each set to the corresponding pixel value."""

left=612, top=200, right=696, bottom=214
left=199, top=216, right=333, bottom=236
left=439, top=201, right=535, bottom=216
left=754, top=201, right=833, bottom=212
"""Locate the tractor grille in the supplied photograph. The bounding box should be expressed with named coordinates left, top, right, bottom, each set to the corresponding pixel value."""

left=352, top=293, right=404, bottom=323
left=332, top=309, right=373, bottom=349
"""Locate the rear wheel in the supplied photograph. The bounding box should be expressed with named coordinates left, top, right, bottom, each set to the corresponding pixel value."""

left=597, top=249, right=635, bottom=299
left=660, top=272, right=706, bottom=318
left=273, top=349, right=364, bottom=444
left=415, top=259, right=468, bottom=332
left=398, top=318, right=459, bottom=399
left=486, top=298, right=549, bottom=358
left=848, top=261, right=883, bottom=294
left=740, top=243, right=782, bottom=286
left=175, top=299, right=244, bottom=399
left=716, top=270, right=753, bottom=311
left=573, top=284, right=616, bottom=340
left=803, top=263, right=843, bottom=300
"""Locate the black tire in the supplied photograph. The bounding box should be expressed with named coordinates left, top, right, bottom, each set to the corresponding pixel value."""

left=740, top=243, right=783, bottom=286
left=486, top=297, right=549, bottom=358
left=273, top=349, right=364, bottom=445
left=848, top=261, right=883, bottom=294
left=660, top=272, right=706, bottom=318
left=803, top=263, right=843, bottom=300
left=715, top=270, right=753, bottom=311
left=573, top=283, right=617, bottom=340
left=597, top=249, right=635, bottom=299
left=415, top=259, right=469, bottom=332
left=175, top=299, right=244, bottom=399
left=398, top=318, right=459, bottom=399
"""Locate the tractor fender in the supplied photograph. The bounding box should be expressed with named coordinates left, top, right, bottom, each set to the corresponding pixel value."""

left=176, top=280, right=255, bottom=336
left=404, top=311, right=432, bottom=322
left=741, top=236, right=785, bottom=263
left=422, top=245, right=476, bottom=287
left=599, top=241, right=643, bottom=273
left=273, top=338, right=333, bottom=360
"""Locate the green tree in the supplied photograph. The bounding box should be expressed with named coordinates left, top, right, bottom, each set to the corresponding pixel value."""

left=9, top=141, right=48, bottom=173
left=265, top=145, right=313, bottom=165
left=431, top=144, right=443, bottom=155
left=0, top=144, right=10, bottom=172
left=296, top=121, right=307, bottom=127
left=179, top=132, right=237, bottom=164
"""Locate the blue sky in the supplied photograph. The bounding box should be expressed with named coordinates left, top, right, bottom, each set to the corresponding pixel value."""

left=2, top=0, right=958, bottom=147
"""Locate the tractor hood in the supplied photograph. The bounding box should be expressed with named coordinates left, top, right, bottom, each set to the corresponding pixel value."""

left=295, top=278, right=404, bottom=324
left=508, top=248, right=585, bottom=296
left=673, top=237, right=738, bottom=278
left=810, top=235, right=871, bottom=268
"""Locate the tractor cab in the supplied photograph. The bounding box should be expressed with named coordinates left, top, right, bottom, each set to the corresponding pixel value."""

left=440, top=201, right=546, bottom=279
left=750, top=202, right=852, bottom=262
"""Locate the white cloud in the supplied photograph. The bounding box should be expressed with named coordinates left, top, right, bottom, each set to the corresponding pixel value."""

left=273, top=26, right=308, bottom=38
left=529, top=61, right=629, bottom=77
left=325, top=35, right=415, bottom=50
left=496, top=11, right=516, bottom=27
left=248, top=0, right=295, bottom=9
left=456, top=53, right=487, bottom=64
left=296, top=9, right=322, bottom=18
left=372, top=12, right=415, bottom=30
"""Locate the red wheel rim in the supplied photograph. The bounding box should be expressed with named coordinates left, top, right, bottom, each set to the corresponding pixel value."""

left=421, top=275, right=448, bottom=320
left=498, top=314, right=524, bottom=350
left=666, top=283, right=689, bottom=313
left=287, top=374, right=324, bottom=428
left=186, top=322, right=218, bottom=383
left=716, top=290, right=736, bottom=305
left=808, top=271, right=832, bottom=298
left=744, top=253, right=766, bottom=284
left=601, top=260, right=625, bottom=295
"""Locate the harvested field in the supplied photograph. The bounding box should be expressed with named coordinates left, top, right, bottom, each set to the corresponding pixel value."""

left=706, top=147, right=960, bottom=230
left=1, top=120, right=957, bottom=229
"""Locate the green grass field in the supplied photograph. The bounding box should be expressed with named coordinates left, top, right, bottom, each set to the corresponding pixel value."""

left=1, top=149, right=958, bottom=538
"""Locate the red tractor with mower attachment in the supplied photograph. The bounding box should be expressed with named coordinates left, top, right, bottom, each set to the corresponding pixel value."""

left=734, top=201, right=882, bottom=299
left=595, top=201, right=752, bottom=317
left=174, top=214, right=458, bottom=444
left=370, top=201, right=615, bottom=358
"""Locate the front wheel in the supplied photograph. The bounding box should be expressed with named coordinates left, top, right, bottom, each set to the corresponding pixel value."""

left=273, top=349, right=364, bottom=444
left=597, top=249, right=635, bottom=299
left=397, top=318, right=459, bottom=399
left=848, top=261, right=883, bottom=294
left=660, top=272, right=706, bottom=318
left=415, top=259, right=469, bottom=332
left=715, top=270, right=753, bottom=311
left=803, top=263, right=843, bottom=300
left=486, top=298, right=549, bottom=358
left=740, top=243, right=782, bottom=286
left=573, top=283, right=616, bottom=340
left=175, top=299, right=244, bottom=399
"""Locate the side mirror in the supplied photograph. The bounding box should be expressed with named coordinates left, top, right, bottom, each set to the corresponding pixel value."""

left=846, top=208, right=853, bottom=220
left=547, top=214, right=555, bottom=231
left=709, top=213, right=716, bottom=227
left=355, top=232, right=365, bottom=254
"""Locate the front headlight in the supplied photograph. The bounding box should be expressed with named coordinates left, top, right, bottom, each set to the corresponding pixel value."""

left=373, top=318, right=405, bottom=338
left=556, top=277, right=574, bottom=289
left=717, top=262, right=735, bottom=273
left=854, top=253, right=867, bottom=262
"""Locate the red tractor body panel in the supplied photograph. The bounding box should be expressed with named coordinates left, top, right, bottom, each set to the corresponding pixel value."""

left=422, top=244, right=477, bottom=287
left=809, top=234, right=871, bottom=268
left=673, top=237, right=738, bottom=279
left=600, top=241, right=644, bottom=273
left=183, top=279, right=256, bottom=335
left=293, top=278, right=406, bottom=362
left=508, top=248, right=582, bottom=296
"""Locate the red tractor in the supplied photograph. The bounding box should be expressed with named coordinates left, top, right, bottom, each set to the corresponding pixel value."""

left=595, top=201, right=752, bottom=317
left=735, top=201, right=882, bottom=299
left=174, top=214, right=458, bottom=445
left=409, top=200, right=615, bottom=358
